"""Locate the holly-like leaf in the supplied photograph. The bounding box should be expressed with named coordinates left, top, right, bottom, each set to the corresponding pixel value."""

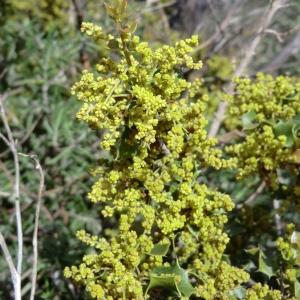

left=149, top=242, right=170, bottom=256
left=147, top=261, right=194, bottom=298
left=229, top=286, right=246, bottom=299
left=274, top=121, right=294, bottom=147
left=258, top=248, right=275, bottom=278
left=242, top=111, right=257, bottom=130
left=292, top=123, right=300, bottom=146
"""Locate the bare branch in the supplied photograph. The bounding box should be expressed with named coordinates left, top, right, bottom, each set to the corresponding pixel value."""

left=208, top=0, right=287, bottom=137
left=262, top=27, right=300, bottom=73
left=206, top=0, right=224, bottom=37
left=194, top=3, right=235, bottom=51
left=0, top=191, right=11, bottom=197
left=264, top=29, right=284, bottom=43
left=0, top=94, right=23, bottom=300
left=0, top=232, right=19, bottom=283
left=237, top=181, right=266, bottom=209
left=18, top=153, right=45, bottom=300
left=142, top=0, right=176, bottom=12
left=273, top=199, right=283, bottom=235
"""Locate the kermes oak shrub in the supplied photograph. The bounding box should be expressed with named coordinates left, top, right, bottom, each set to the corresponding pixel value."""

left=65, top=1, right=300, bottom=299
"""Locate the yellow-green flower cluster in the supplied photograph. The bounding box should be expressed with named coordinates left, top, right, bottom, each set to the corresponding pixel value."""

left=275, top=224, right=300, bottom=298
left=227, top=73, right=300, bottom=122
left=226, top=73, right=300, bottom=184
left=226, top=125, right=290, bottom=183
left=65, top=19, right=247, bottom=299
left=245, top=283, right=289, bottom=300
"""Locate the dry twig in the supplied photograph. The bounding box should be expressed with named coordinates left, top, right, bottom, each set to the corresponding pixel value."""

left=208, top=0, right=287, bottom=137
left=18, top=153, right=45, bottom=300
left=237, top=181, right=266, bottom=209
left=0, top=93, right=22, bottom=299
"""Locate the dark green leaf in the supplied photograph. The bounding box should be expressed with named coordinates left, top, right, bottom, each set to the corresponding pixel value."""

left=241, top=111, right=257, bottom=130
left=292, top=123, right=300, bottom=146
left=149, top=242, right=170, bottom=256
left=230, top=286, right=246, bottom=299
left=147, top=261, right=194, bottom=297
left=258, top=248, right=275, bottom=278
left=274, top=121, right=294, bottom=147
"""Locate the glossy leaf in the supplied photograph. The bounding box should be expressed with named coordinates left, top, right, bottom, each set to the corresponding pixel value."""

left=241, top=111, right=257, bottom=130
left=147, top=261, right=194, bottom=297
left=274, top=121, right=294, bottom=147
left=292, top=123, right=300, bottom=146
left=149, top=242, right=170, bottom=256
left=258, top=248, right=275, bottom=278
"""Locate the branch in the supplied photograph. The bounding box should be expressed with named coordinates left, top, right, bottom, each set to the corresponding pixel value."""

left=262, top=27, right=300, bottom=73
left=142, top=0, right=176, bottom=12
left=273, top=199, right=283, bottom=236
left=194, top=2, right=235, bottom=51
left=0, top=232, right=20, bottom=296
left=206, top=0, right=224, bottom=37
left=71, top=0, right=90, bottom=69
left=208, top=0, right=287, bottom=137
left=18, top=154, right=44, bottom=300
left=0, top=94, right=22, bottom=300
left=237, top=181, right=266, bottom=209
left=0, top=95, right=23, bottom=279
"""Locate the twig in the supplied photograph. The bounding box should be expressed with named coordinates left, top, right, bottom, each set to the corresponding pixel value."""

left=0, top=95, right=23, bottom=284
left=273, top=198, right=283, bottom=235
left=142, top=0, right=176, bottom=12
left=206, top=0, right=224, bottom=37
left=264, top=29, right=284, bottom=43
left=18, top=153, right=44, bottom=300
left=0, top=232, right=21, bottom=299
left=71, top=0, right=90, bottom=69
left=262, top=27, right=300, bottom=73
left=237, top=181, right=266, bottom=209
left=208, top=0, right=287, bottom=137
left=194, top=3, right=235, bottom=51
left=0, top=191, right=11, bottom=197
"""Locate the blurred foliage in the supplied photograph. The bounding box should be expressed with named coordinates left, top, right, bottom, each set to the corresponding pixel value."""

left=0, top=0, right=300, bottom=299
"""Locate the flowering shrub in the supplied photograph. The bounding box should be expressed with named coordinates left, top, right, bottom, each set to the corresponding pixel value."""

left=64, top=1, right=300, bottom=299
left=226, top=74, right=300, bottom=186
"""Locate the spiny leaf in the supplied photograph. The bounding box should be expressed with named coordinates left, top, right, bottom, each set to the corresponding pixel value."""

left=292, top=123, right=300, bottom=146
left=147, top=261, right=194, bottom=298
left=274, top=121, right=294, bottom=147
left=241, top=111, right=257, bottom=130
left=149, top=242, right=170, bottom=256
left=258, top=248, right=276, bottom=278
